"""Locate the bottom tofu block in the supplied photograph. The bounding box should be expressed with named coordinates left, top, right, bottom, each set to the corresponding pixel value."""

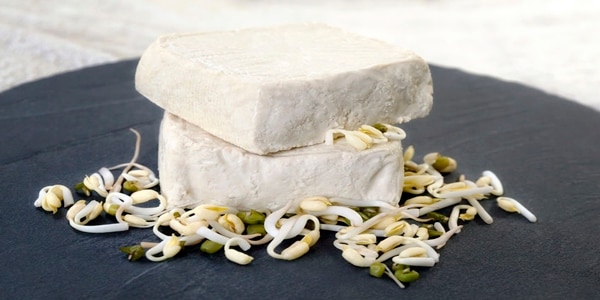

left=158, top=112, right=404, bottom=211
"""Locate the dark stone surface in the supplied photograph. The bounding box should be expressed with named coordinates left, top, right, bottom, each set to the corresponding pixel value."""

left=1, top=59, right=598, bottom=299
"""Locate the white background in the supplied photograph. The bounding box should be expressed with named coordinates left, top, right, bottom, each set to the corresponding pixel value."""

left=1, top=0, right=598, bottom=111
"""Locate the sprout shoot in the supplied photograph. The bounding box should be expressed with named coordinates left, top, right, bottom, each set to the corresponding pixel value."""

left=497, top=197, right=537, bottom=222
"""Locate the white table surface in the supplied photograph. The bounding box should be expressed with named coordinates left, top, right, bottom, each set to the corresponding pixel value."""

left=1, top=0, right=598, bottom=111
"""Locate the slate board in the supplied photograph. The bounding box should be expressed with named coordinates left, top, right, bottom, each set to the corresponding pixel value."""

left=1, top=59, right=598, bottom=299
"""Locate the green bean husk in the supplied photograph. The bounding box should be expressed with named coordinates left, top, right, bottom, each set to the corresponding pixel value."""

left=395, top=269, right=420, bottom=283
left=74, top=182, right=91, bottom=197
left=246, top=224, right=267, bottom=236
left=337, top=216, right=351, bottom=226
left=369, top=262, right=386, bottom=278
left=372, top=123, right=388, bottom=133
left=122, top=181, right=139, bottom=192
left=392, top=263, right=408, bottom=272
left=427, top=228, right=443, bottom=238
left=200, top=240, right=224, bottom=254
left=105, top=204, right=119, bottom=216
left=427, top=212, right=449, bottom=224
left=357, top=211, right=370, bottom=221
left=237, top=210, right=266, bottom=225
left=432, top=156, right=450, bottom=171
left=119, top=245, right=145, bottom=261
left=360, top=207, right=380, bottom=219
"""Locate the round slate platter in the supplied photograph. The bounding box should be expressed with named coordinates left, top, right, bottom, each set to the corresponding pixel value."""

left=1, top=60, right=598, bottom=299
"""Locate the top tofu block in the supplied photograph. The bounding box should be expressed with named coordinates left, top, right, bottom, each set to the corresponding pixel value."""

left=135, top=24, right=433, bottom=154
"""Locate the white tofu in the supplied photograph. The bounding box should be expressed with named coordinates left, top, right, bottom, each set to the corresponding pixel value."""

left=159, top=112, right=404, bottom=211
left=137, top=23, right=433, bottom=155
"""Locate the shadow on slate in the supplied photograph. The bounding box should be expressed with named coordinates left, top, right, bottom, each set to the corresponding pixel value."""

left=0, top=59, right=598, bottom=299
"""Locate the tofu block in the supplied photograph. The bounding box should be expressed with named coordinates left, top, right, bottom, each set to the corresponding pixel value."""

left=137, top=23, right=433, bottom=154
left=159, top=112, right=404, bottom=211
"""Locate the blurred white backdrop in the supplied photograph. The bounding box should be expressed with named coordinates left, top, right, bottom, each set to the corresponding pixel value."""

left=1, top=0, right=598, bottom=110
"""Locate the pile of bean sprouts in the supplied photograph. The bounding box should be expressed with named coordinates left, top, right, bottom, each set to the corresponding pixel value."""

left=34, top=127, right=536, bottom=288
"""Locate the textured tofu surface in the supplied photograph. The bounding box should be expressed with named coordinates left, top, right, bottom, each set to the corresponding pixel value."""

left=137, top=23, right=433, bottom=154
left=159, top=112, right=404, bottom=211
